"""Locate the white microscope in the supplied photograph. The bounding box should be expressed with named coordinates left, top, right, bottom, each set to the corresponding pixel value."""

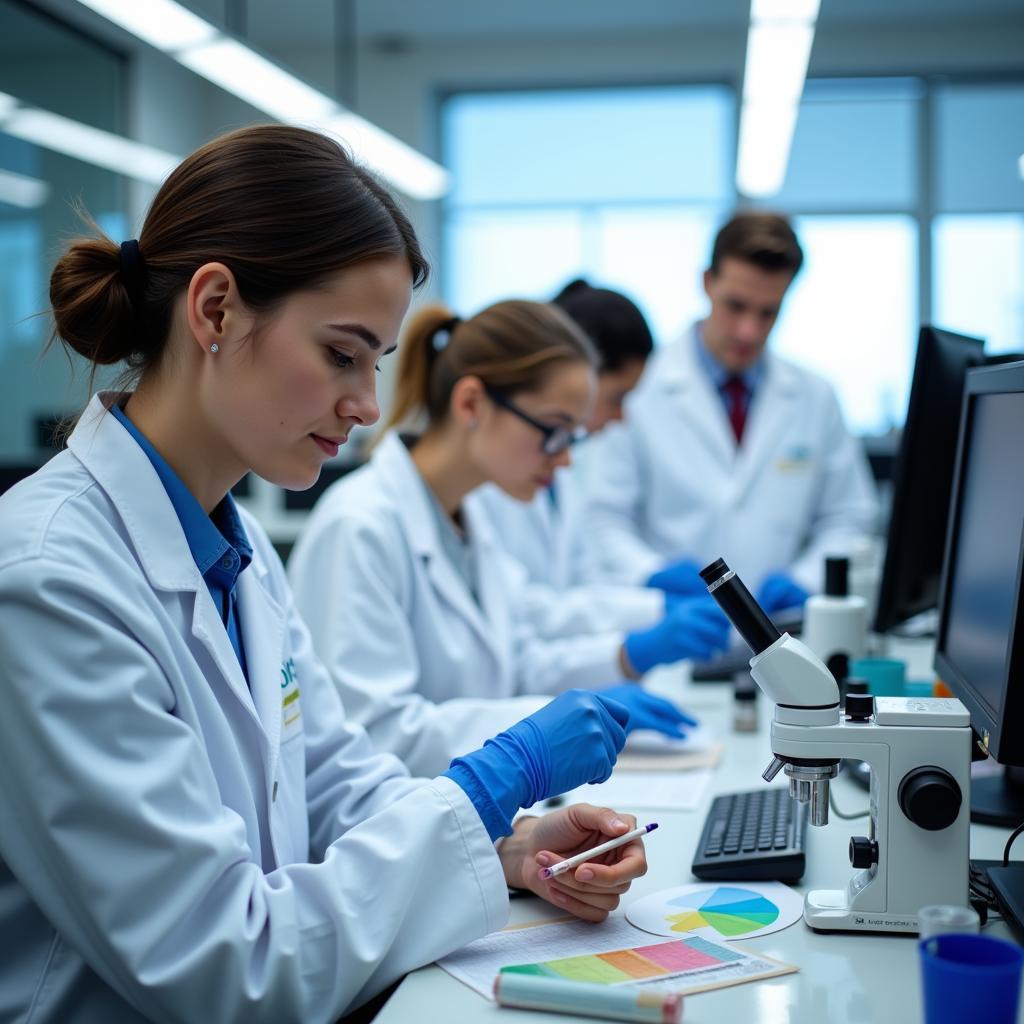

left=700, top=558, right=972, bottom=934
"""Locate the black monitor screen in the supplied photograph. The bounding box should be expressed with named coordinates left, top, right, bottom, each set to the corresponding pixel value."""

left=942, top=392, right=1024, bottom=721
left=874, top=327, right=984, bottom=632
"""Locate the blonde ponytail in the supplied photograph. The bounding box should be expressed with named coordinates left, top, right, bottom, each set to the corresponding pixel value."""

left=381, top=303, right=459, bottom=434
left=382, top=298, right=597, bottom=438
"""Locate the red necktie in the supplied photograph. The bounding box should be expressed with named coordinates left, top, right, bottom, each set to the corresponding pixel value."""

left=722, top=376, right=748, bottom=445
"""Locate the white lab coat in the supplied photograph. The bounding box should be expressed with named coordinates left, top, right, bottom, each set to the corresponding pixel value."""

left=583, top=325, right=879, bottom=593
left=0, top=395, right=507, bottom=1024
left=288, top=432, right=624, bottom=778
left=473, top=470, right=664, bottom=636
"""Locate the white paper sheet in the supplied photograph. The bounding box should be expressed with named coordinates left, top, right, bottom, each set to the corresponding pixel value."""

left=623, top=723, right=715, bottom=754
left=437, top=915, right=646, bottom=998
left=437, top=913, right=798, bottom=1000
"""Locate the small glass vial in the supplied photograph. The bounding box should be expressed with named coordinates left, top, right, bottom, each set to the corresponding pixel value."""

left=733, top=672, right=759, bottom=732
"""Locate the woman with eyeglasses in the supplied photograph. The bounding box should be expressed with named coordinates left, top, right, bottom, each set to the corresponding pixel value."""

left=288, top=300, right=729, bottom=778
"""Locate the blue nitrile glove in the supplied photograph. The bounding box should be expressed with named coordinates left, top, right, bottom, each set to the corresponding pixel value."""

left=646, top=558, right=706, bottom=598
left=443, top=689, right=630, bottom=842
left=600, top=683, right=699, bottom=739
left=623, top=597, right=729, bottom=675
left=755, top=573, right=810, bottom=615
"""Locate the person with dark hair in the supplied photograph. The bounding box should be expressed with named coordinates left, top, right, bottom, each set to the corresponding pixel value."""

left=288, top=297, right=727, bottom=778
left=584, top=211, right=878, bottom=605
left=0, top=125, right=651, bottom=1024
left=473, top=279, right=670, bottom=601
left=553, top=278, right=655, bottom=429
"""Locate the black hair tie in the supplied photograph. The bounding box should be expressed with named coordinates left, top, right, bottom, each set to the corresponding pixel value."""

left=119, top=239, right=148, bottom=310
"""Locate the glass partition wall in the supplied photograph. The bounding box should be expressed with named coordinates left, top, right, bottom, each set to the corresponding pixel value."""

left=0, top=0, right=127, bottom=466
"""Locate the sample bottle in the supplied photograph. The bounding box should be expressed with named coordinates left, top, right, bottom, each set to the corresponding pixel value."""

left=733, top=671, right=759, bottom=732
left=802, top=556, right=868, bottom=683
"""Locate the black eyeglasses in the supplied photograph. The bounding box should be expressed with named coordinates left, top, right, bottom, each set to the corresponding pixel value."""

left=484, top=386, right=588, bottom=456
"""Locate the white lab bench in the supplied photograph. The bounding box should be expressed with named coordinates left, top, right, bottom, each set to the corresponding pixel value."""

left=377, top=640, right=1022, bottom=1024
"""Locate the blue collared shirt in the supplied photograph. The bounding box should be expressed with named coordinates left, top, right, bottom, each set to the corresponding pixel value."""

left=111, top=403, right=252, bottom=683
left=694, top=322, right=764, bottom=417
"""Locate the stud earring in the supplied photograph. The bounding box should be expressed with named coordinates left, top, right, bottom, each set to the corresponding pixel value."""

left=210, top=343, right=219, bottom=354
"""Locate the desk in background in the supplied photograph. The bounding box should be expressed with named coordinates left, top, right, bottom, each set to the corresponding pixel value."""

left=379, top=644, right=1022, bottom=1024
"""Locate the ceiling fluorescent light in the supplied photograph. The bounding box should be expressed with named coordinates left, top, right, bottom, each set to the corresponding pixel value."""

left=325, top=113, right=450, bottom=201
left=76, top=0, right=215, bottom=51
left=75, top=0, right=449, bottom=200
left=179, top=38, right=337, bottom=123
left=0, top=168, right=50, bottom=208
left=736, top=0, right=817, bottom=197
left=4, top=106, right=179, bottom=183
left=0, top=92, right=18, bottom=120
left=743, top=23, right=815, bottom=103
left=751, top=0, right=821, bottom=21
left=736, top=101, right=799, bottom=197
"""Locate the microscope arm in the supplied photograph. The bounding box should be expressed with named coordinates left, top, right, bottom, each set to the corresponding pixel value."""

left=700, top=558, right=840, bottom=717
left=751, top=635, right=841, bottom=721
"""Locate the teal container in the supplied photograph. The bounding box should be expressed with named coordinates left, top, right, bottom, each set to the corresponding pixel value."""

left=851, top=658, right=906, bottom=696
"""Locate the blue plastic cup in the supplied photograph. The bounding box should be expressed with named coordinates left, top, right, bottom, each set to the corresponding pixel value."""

left=919, top=933, right=1024, bottom=1024
left=851, top=657, right=906, bottom=697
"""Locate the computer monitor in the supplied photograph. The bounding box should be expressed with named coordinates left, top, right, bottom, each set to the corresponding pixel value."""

left=934, top=359, right=1024, bottom=827
left=874, top=326, right=985, bottom=633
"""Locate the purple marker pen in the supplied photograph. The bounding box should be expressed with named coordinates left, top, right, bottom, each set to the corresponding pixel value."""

left=539, top=823, right=659, bottom=880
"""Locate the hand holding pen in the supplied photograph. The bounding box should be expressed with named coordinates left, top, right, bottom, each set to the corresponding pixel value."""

left=497, top=804, right=651, bottom=922
left=539, top=822, right=658, bottom=879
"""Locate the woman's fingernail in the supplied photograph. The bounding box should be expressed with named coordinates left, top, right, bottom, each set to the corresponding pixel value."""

left=577, top=868, right=595, bottom=881
left=611, top=817, right=627, bottom=830
left=535, top=852, right=553, bottom=867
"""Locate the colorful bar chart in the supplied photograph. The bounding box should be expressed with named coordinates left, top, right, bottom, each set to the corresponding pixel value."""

left=501, top=934, right=748, bottom=986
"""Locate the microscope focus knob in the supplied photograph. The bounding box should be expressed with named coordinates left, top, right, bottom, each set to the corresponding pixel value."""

left=849, top=836, right=879, bottom=869
left=845, top=694, right=874, bottom=721
left=898, top=767, right=963, bottom=831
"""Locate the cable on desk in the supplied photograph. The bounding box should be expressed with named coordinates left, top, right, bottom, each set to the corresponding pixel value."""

left=968, top=863, right=1003, bottom=927
left=970, top=862, right=997, bottom=903
left=1002, top=819, right=1024, bottom=866
left=828, top=788, right=869, bottom=820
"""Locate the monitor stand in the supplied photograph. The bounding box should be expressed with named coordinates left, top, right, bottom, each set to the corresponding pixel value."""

left=971, top=767, right=1024, bottom=827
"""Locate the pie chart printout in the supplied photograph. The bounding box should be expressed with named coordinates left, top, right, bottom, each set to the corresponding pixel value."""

left=665, top=887, right=778, bottom=936
left=626, top=882, right=803, bottom=940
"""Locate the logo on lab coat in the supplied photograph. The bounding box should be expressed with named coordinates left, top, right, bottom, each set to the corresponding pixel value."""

left=775, top=444, right=813, bottom=473
left=280, top=658, right=302, bottom=741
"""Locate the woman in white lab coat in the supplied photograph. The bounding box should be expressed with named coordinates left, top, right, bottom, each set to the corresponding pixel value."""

left=289, top=301, right=728, bottom=778
left=0, top=125, right=649, bottom=1024
left=474, top=278, right=663, bottom=611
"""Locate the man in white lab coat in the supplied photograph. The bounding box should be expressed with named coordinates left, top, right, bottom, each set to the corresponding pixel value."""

left=583, top=212, right=879, bottom=607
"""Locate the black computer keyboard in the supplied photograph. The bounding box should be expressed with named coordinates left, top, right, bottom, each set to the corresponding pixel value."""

left=691, top=787, right=808, bottom=882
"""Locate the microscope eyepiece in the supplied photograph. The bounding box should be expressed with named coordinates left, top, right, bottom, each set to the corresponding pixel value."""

left=700, top=558, right=782, bottom=656
left=699, top=558, right=730, bottom=587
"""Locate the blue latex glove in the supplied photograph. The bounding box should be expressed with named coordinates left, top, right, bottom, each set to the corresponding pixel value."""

left=623, top=597, right=729, bottom=675
left=756, top=573, right=810, bottom=615
left=443, top=689, right=630, bottom=842
left=600, top=683, right=699, bottom=739
left=646, top=558, right=706, bottom=598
